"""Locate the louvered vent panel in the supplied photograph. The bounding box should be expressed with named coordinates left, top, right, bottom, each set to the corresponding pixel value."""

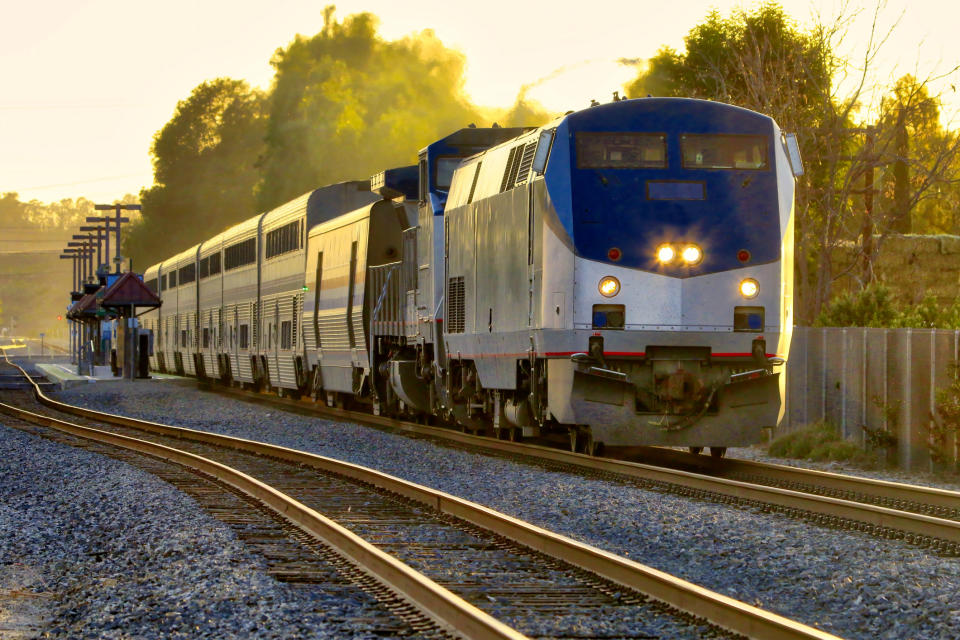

left=252, top=301, right=258, bottom=347
left=514, top=142, right=538, bottom=187
left=499, top=146, right=523, bottom=193
left=447, top=276, right=465, bottom=333
left=292, top=294, right=299, bottom=351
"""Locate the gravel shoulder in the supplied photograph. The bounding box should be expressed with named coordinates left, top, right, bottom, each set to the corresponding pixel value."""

left=727, top=446, right=960, bottom=493
left=38, top=377, right=960, bottom=640
left=0, top=406, right=411, bottom=639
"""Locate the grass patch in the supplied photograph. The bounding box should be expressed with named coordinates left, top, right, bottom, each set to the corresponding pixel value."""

left=769, top=420, right=876, bottom=467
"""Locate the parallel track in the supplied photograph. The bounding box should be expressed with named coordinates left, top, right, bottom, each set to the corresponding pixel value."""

left=204, top=382, right=960, bottom=556
left=0, top=409, right=449, bottom=639
left=0, top=358, right=839, bottom=640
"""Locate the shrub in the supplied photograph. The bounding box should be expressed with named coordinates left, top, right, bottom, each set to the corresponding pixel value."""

left=816, top=283, right=898, bottom=327
left=818, top=282, right=960, bottom=329
left=769, top=420, right=875, bottom=466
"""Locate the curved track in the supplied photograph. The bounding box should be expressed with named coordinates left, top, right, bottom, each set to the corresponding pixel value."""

left=0, top=358, right=839, bottom=640
left=205, top=382, right=960, bottom=556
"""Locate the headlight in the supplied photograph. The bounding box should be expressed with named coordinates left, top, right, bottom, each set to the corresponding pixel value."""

left=656, top=245, right=675, bottom=263
left=739, top=278, right=759, bottom=299
left=681, top=245, right=702, bottom=265
left=599, top=276, right=620, bottom=297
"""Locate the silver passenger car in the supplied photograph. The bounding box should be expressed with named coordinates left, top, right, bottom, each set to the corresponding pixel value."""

left=171, top=245, right=200, bottom=376
left=259, top=182, right=379, bottom=393
left=141, top=262, right=162, bottom=371
left=221, top=214, right=263, bottom=385
left=197, top=231, right=226, bottom=379
left=158, top=254, right=180, bottom=374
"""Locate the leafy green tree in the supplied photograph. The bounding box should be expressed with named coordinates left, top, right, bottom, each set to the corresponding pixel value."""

left=625, top=3, right=841, bottom=322
left=622, top=2, right=960, bottom=324
left=0, top=193, right=28, bottom=227
left=126, top=78, right=266, bottom=268
left=256, top=8, right=482, bottom=210
left=872, top=75, right=960, bottom=235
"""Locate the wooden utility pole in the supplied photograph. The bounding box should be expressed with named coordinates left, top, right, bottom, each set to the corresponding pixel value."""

left=92, top=203, right=139, bottom=273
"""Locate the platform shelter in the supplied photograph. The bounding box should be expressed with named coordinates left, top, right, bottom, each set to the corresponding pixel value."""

left=99, top=272, right=161, bottom=379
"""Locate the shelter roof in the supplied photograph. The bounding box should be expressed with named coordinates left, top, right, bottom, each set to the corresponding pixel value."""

left=100, top=272, right=161, bottom=310
left=66, top=293, right=101, bottom=320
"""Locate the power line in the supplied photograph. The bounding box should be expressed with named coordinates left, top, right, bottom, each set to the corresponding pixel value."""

left=0, top=103, right=152, bottom=111
left=12, top=173, right=150, bottom=192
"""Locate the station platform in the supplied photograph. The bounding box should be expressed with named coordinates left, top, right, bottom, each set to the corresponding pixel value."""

left=34, top=363, right=112, bottom=389
left=34, top=363, right=177, bottom=389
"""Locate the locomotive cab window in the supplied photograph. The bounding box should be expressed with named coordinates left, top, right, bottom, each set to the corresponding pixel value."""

left=435, top=157, right=461, bottom=190
left=681, top=134, right=768, bottom=170
left=576, top=133, right=666, bottom=169
left=532, top=129, right=555, bottom=175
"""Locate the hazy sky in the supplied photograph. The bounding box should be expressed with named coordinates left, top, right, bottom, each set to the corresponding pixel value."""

left=2, top=0, right=957, bottom=204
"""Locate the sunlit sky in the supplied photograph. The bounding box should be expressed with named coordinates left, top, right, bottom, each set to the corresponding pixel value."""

left=2, top=0, right=957, bottom=204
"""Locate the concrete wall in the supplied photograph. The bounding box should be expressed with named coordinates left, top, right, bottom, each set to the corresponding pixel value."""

left=785, top=326, right=960, bottom=471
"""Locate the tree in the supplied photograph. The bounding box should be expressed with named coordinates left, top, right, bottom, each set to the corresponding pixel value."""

left=626, top=3, right=840, bottom=321
left=0, top=192, right=28, bottom=227
left=623, top=2, right=960, bottom=323
left=873, top=75, right=960, bottom=236
left=256, top=7, right=482, bottom=210
left=125, top=78, right=266, bottom=268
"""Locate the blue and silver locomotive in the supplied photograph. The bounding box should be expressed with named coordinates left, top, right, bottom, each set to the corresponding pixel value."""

left=142, top=97, right=802, bottom=454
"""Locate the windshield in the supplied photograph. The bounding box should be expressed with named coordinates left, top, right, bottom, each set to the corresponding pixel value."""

left=435, top=157, right=462, bottom=190
left=576, top=133, right=667, bottom=169
left=681, top=134, right=768, bottom=170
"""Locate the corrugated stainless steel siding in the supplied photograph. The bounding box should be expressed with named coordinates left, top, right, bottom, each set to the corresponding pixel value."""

left=369, top=263, right=403, bottom=336
left=229, top=301, right=255, bottom=383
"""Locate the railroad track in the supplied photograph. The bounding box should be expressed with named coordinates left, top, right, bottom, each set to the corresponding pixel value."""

left=0, top=370, right=56, bottom=392
left=199, top=381, right=960, bottom=556
left=615, top=446, right=960, bottom=522
left=0, top=358, right=838, bottom=640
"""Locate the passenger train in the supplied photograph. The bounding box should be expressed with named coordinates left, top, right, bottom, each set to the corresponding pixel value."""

left=140, top=97, right=803, bottom=454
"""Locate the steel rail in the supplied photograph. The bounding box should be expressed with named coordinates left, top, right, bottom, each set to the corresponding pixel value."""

left=0, top=360, right=840, bottom=640
left=0, top=374, right=525, bottom=640
left=613, top=445, right=960, bottom=516
left=206, top=384, right=960, bottom=551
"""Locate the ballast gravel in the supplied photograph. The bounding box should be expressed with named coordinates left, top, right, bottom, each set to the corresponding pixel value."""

left=10, top=376, right=960, bottom=639
left=0, top=415, right=406, bottom=639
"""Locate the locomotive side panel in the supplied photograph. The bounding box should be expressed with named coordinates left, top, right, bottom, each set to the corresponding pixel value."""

left=447, top=186, right=531, bottom=389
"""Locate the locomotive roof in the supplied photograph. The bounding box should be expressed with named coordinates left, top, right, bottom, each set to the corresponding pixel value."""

left=420, top=126, right=534, bottom=157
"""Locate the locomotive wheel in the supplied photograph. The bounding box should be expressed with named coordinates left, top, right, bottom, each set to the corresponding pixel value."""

left=569, top=427, right=593, bottom=454
left=709, top=447, right=727, bottom=458
left=688, top=447, right=704, bottom=455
